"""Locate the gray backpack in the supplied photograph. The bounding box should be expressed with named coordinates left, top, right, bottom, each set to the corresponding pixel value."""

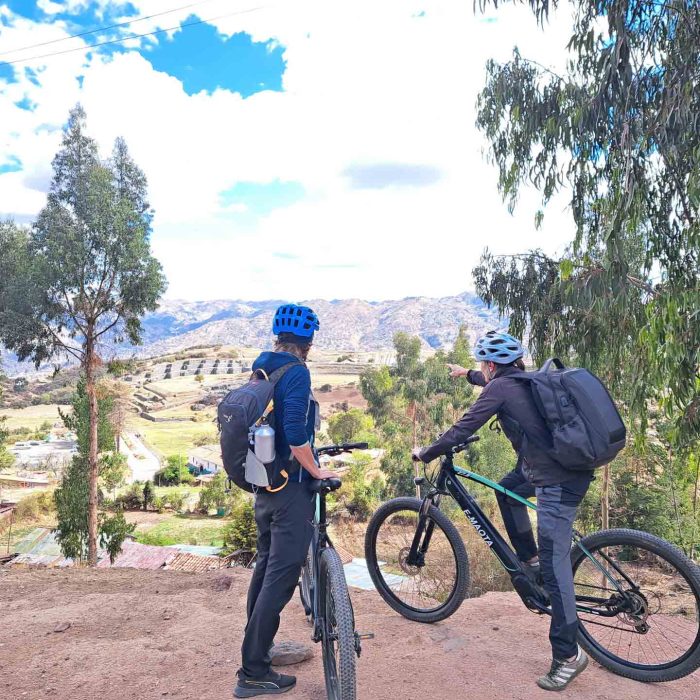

left=514, top=359, right=626, bottom=470
left=217, top=362, right=298, bottom=492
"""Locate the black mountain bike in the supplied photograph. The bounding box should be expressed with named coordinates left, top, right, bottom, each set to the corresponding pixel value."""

left=298, top=443, right=372, bottom=700
left=365, top=437, right=700, bottom=682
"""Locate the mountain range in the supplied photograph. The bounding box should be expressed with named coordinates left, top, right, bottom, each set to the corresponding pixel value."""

left=137, top=292, right=502, bottom=356
left=2, top=292, right=504, bottom=375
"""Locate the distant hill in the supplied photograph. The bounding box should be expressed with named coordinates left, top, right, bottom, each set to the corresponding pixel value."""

left=137, top=292, right=502, bottom=357
left=2, top=292, right=503, bottom=376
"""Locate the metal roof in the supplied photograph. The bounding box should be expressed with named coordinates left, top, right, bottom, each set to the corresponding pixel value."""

left=96, top=540, right=179, bottom=569
left=163, top=551, right=222, bottom=573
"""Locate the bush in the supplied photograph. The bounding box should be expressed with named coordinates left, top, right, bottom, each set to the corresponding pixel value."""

left=340, top=455, right=382, bottom=519
left=114, top=483, right=143, bottom=510
left=155, top=455, right=195, bottom=486
left=222, top=498, right=257, bottom=553
left=165, top=492, right=186, bottom=512
left=14, top=490, right=55, bottom=521
left=319, top=384, right=333, bottom=393
left=197, top=472, right=235, bottom=514
left=153, top=496, right=166, bottom=513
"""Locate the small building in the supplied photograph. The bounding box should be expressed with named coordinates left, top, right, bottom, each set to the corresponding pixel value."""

left=187, top=445, right=223, bottom=475
left=0, top=474, right=50, bottom=489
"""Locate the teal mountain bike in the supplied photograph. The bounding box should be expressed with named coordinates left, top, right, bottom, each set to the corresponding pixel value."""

left=364, top=437, right=700, bottom=682
left=299, top=443, right=373, bottom=700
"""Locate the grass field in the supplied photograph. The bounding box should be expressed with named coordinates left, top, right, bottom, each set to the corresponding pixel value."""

left=146, top=374, right=233, bottom=398
left=312, top=374, right=360, bottom=388
left=0, top=405, right=64, bottom=431
left=133, top=513, right=228, bottom=547
left=127, top=416, right=217, bottom=457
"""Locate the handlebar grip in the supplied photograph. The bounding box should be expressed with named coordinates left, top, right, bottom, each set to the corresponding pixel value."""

left=343, top=442, right=369, bottom=450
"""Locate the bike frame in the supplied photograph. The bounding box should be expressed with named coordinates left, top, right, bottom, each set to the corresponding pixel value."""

left=409, top=453, right=634, bottom=618
left=306, top=489, right=330, bottom=641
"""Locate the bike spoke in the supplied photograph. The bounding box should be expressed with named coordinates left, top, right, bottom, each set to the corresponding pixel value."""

left=373, top=509, right=459, bottom=612
left=574, top=542, right=700, bottom=668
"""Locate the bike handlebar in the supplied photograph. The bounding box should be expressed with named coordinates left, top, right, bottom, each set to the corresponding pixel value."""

left=449, top=435, right=480, bottom=454
left=316, top=442, right=369, bottom=456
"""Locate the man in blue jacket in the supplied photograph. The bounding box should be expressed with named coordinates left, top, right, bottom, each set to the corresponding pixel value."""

left=235, top=304, right=335, bottom=698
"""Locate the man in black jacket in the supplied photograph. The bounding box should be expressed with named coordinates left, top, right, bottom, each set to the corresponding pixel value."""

left=413, top=331, right=593, bottom=691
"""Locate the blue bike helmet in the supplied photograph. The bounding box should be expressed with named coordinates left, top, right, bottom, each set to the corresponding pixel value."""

left=474, top=330, right=525, bottom=364
left=272, top=304, right=319, bottom=343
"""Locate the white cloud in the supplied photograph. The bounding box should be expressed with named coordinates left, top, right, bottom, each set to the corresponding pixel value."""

left=0, top=0, right=576, bottom=301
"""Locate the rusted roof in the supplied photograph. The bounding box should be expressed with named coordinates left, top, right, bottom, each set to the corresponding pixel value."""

left=163, top=551, right=222, bottom=573
left=9, top=528, right=78, bottom=568
left=97, top=540, right=179, bottom=569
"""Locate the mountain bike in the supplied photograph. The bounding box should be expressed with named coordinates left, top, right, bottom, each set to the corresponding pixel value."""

left=364, top=436, right=700, bottom=682
left=298, top=443, right=373, bottom=700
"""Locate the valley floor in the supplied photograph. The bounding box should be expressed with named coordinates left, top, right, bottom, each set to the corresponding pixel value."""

left=1, top=567, right=698, bottom=700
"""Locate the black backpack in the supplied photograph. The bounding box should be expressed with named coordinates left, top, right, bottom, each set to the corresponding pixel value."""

left=217, top=362, right=298, bottom=492
left=514, top=359, right=626, bottom=471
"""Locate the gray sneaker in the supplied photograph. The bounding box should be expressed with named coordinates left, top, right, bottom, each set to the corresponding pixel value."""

left=537, top=646, right=589, bottom=691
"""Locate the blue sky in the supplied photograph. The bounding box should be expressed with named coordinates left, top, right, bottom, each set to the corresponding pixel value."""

left=0, top=0, right=575, bottom=301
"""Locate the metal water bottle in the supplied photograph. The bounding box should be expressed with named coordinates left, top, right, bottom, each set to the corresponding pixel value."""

left=254, top=421, right=276, bottom=464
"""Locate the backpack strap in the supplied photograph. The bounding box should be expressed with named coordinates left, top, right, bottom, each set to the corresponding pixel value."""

left=541, top=358, right=566, bottom=372
left=259, top=361, right=302, bottom=422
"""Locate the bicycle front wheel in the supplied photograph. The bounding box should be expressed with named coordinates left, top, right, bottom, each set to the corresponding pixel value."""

left=572, top=528, right=700, bottom=681
left=364, top=497, right=470, bottom=623
left=319, top=547, right=357, bottom=700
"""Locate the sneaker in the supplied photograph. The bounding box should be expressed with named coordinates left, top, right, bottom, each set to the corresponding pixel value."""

left=537, top=647, right=589, bottom=691
left=234, top=670, right=297, bottom=697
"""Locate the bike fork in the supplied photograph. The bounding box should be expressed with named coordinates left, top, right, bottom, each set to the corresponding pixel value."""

left=407, top=496, right=439, bottom=567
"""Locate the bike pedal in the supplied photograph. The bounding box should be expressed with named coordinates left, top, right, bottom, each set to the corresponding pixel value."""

left=356, top=632, right=375, bottom=640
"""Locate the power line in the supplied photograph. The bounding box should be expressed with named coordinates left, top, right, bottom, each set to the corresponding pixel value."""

left=0, top=6, right=265, bottom=68
left=0, top=0, right=218, bottom=58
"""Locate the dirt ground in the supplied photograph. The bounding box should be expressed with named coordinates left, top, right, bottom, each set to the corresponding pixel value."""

left=1, top=567, right=698, bottom=700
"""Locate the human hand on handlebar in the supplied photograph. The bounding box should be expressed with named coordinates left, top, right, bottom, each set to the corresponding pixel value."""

left=411, top=447, right=425, bottom=462
left=314, top=468, right=338, bottom=480
left=447, top=363, right=469, bottom=378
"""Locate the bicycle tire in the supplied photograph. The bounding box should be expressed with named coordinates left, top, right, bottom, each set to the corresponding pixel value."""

left=319, top=547, right=357, bottom=700
left=571, top=528, right=700, bottom=682
left=299, top=547, right=313, bottom=623
left=364, top=497, right=470, bottom=623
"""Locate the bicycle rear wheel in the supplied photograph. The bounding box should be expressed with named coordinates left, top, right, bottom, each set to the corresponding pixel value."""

left=364, top=497, right=470, bottom=623
left=572, top=528, right=700, bottom=681
left=319, top=547, right=357, bottom=700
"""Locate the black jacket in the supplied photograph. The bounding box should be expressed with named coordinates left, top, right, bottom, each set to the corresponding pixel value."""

left=419, top=364, right=575, bottom=486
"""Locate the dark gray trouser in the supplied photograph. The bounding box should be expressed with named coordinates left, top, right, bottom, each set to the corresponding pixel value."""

left=239, top=481, right=314, bottom=679
left=536, top=476, right=592, bottom=660
left=497, top=467, right=538, bottom=562
left=497, top=470, right=592, bottom=659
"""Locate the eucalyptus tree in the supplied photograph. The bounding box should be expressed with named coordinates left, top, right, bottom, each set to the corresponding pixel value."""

left=473, top=0, right=699, bottom=446
left=0, top=106, right=166, bottom=564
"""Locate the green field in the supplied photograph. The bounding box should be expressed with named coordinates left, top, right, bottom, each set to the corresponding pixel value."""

left=128, top=416, right=217, bottom=457
left=0, top=404, right=64, bottom=431
left=133, top=513, right=228, bottom=547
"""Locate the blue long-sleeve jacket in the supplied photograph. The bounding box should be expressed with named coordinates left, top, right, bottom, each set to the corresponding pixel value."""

left=252, top=351, right=315, bottom=478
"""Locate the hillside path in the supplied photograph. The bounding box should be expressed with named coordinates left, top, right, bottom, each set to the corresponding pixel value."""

left=1, top=567, right=698, bottom=700
left=120, top=432, right=161, bottom=483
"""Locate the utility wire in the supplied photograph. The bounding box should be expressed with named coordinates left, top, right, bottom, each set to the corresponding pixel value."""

left=0, top=6, right=264, bottom=67
left=0, top=0, right=219, bottom=58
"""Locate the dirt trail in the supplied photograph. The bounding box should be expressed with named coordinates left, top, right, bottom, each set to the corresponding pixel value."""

left=1, top=567, right=697, bottom=700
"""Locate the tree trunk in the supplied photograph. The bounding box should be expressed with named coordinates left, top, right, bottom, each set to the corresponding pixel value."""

left=601, top=462, right=610, bottom=531
left=85, top=335, right=99, bottom=566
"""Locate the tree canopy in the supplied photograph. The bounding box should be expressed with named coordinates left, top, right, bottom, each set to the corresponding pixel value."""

left=474, top=0, right=699, bottom=448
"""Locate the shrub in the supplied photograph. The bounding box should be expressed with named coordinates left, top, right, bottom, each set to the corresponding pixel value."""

left=114, top=483, right=143, bottom=510
left=155, top=455, right=194, bottom=486
left=14, top=490, right=55, bottom=521
left=319, top=384, right=333, bottom=393
left=197, top=472, right=235, bottom=514
left=222, top=498, right=257, bottom=553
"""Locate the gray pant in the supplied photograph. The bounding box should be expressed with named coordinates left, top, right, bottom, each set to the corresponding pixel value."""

left=536, top=475, right=592, bottom=659
left=239, top=481, right=315, bottom=678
